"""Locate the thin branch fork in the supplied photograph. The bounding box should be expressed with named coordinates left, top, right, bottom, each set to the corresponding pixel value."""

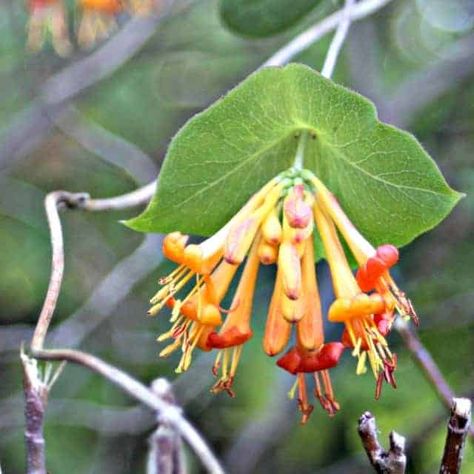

left=439, top=398, right=472, bottom=474
left=32, top=348, right=223, bottom=474
left=358, top=411, right=407, bottom=474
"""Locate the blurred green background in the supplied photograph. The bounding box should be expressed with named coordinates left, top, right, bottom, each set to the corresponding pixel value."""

left=0, top=0, right=473, bottom=472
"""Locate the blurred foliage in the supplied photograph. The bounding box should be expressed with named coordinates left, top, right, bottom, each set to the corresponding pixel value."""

left=219, top=0, right=322, bottom=37
left=0, top=0, right=473, bottom=473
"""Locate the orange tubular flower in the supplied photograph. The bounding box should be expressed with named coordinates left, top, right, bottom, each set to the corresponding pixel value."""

left=313, top=202, right=394, bottom=384
left=309, top=174, right=417, bottom=327
left=26, top=0, right=72, bottom=56
left=262, top=267, right=292, bottom=356
left=77, top=0, right=122, bottom=49
left=276, top=238, right=345, bottom=423
left=208, top=237, right=261, bottom=396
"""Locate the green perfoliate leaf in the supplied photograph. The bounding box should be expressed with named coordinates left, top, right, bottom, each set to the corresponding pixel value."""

left=219, top=0, right=319, bottom=38
left=126, top=63, right=462, bottom=247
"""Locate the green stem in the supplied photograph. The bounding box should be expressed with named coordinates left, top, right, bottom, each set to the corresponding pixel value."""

left=293, top=130, right=309, bottom=170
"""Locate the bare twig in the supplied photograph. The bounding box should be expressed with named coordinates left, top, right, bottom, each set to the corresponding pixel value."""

left=320, top=0, right=355, bottom=79
left=263, top=0, right=393, bottom=67
left=21, top=352, right=65, bottom=474
left=357, top=411, right=407, bottom=474
left=32, top=348, right=223, bottom=474
left=439, top=398, right=472, bottom=474
left=24, top=148, right=224, bottom=472
left=30, top=192, right=86, bottom=351
left=83, top=181, right=156, bottom=211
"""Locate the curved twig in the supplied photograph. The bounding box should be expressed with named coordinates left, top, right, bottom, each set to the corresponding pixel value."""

left=31, top=185, right=155, bottom=351
left=32, top=348, right=224, bottom=474
left=263, top=0, right=393, bottom=67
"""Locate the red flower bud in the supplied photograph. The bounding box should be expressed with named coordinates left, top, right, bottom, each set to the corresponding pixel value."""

left=376, top=244, right=399, bottom=267
left=207, top=327, right=252, bottom=349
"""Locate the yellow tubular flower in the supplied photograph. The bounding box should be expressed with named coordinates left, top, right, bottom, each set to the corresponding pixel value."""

left=313, top=202, right=392, bottom=379
left=185, top=177, right=281, bottom=274
left=152, top=257, right=240, bottom=374
left=261, top=207, right=282, bottom=245
left=310, top=174, right=417, bottom=323
left=278, top=204, right=303, bottom=301
left=278, top=241, right=302, bottom=300
left=224, top=181, right=285, bottom=265
left=310, top=175, right=374, bottom=263
left=147, top=166, right=412, bottom=414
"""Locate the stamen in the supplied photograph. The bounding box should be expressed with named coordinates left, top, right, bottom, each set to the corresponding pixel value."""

left=356, top=351, right=367, bottom=375
left=222, top=349, right=230, bottom=380
left=212, top=352, right=223, bottom=376
left=313, top=372, right=326, bottom=409
left=385, top=276, right=418, bottom=324
left=176, top=324, right=205, bottom=373
left=159, top=264, right=187, bottom=285
left=170, top=300, right=182, bottom=322
left=351, top=336, right=362, bottom=357
left=288, top=379, right=298, bottom=399
left=230, top=346, right=243, bottom=377
left=149, top=269, right=194, bottom=314
left=211, top=347, right=243, bottom=398
left=159, top=339, right=181, bottom=358
left=322, top=370, right=340, bottom=415
left=297, top=374, right=314, bottom=424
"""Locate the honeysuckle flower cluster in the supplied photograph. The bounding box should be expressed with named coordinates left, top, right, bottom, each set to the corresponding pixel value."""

left=149, top=168, right=418, bottom=423
left=26, top=0, right=155, bottom=54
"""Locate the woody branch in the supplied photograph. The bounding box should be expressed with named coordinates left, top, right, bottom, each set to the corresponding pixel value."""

left=439, top=398, right=471, bottom=474
left=357, top=411, right=407, bottom=474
